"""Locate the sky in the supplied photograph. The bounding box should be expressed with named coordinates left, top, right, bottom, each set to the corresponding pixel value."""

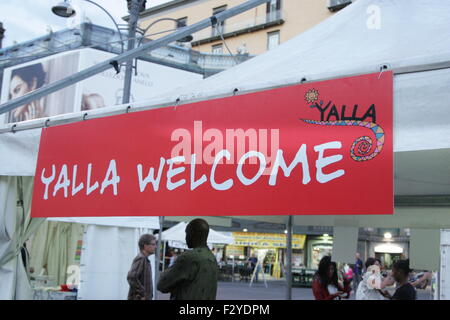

left=0, top=0, right=172, bottom=48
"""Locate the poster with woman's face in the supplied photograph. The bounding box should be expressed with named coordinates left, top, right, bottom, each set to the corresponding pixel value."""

left=1, top=48, right=201, bottom=123
left=7, top=62, right=49, bottom=123
left=2, top=52, right=80, bottom=124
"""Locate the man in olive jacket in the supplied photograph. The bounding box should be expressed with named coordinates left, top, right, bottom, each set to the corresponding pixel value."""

left=127, top=234, right=156, bottom=300
left=157, top=219, right=218, bottom=300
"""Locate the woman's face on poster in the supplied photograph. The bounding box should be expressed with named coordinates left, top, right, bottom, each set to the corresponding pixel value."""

left=9, top=75, right=37, bottom=100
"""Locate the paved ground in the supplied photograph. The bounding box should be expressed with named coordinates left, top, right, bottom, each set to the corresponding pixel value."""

left=157, top=280, right=433, bottom=300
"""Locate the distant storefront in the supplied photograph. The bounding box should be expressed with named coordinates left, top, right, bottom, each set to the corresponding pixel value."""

left=370, top=242, right=409, bottom=268
left=306, top=235, right=334, bottom=269
left=305, top=235, right=409, bottom=270
left=224, top=232, right=306, bottom=279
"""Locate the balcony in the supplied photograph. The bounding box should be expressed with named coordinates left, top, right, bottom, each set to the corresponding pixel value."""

left=191, top=10, right=284, bottom=46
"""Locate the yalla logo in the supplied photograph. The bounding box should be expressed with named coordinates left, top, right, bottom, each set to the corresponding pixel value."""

left=301, top=89, right=385, bottom=162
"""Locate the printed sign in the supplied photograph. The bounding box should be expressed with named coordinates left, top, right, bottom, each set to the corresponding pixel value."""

left=31, top=72, right=393, bottom=217
left=231, top=232, right=306, bottom=249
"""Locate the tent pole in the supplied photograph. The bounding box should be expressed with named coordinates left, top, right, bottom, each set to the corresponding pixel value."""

left=154, top=215, right=164, bottom=300
left=286, top=215, right=293, bottom=300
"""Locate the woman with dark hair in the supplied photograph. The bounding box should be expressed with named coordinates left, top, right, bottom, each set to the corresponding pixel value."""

left=365, top=257, right=378, bottom=269
left=385, top=259, right=417, bottom=300
left=312, top=256, right=350, bottom=300
left=8, top=63, right=47, bottom=122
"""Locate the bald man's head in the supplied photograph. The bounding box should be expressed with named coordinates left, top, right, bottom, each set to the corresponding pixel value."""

left=185, top=218, right=210, bottom=248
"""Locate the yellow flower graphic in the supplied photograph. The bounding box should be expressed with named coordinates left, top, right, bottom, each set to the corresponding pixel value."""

left=305, top=89, right=319, bottom=104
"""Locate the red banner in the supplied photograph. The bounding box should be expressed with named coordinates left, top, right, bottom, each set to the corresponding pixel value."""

left=31, top=72, right=393, bottom=217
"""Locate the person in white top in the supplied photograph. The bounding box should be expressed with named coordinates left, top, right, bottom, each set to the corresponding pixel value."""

left=356, top=258, right=395, bottom=300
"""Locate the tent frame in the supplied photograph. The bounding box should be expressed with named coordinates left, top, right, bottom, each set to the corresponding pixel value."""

left=1, top=60, right=449, bottom=135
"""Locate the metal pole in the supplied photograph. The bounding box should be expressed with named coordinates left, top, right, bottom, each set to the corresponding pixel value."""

left=154, top=215, right=164, bottom=299
left=286, top=215, right=293, bottom=300
left=0, top=0, right=270, bottom=116
left=232, top=256, right=235, bottom=282
left=137, top=17, right=180, bottom=47
left=122, top=0, right=141, bottom=104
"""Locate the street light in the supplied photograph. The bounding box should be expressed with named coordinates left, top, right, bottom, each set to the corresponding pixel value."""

left=51, top=0, right=147, bottom=104
left=127, top=0, right=146, bottom=12
left=52, top=1, right=76, bottom=18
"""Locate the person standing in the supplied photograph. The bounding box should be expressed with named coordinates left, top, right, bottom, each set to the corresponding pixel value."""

left=157, top=219, right=218, bottom=300
left=356, top=258, right=395, bottom=300
left=248, top=254, right=259, bottom=282
left=248, top=254, right=257, bottom=269
left=312, top=256, right=350, bottom=300
left=385, top=260, right=417, bottom=300
left=127, top=234, right=156, bottom=300
left=353, top=252, right=364, bottom=289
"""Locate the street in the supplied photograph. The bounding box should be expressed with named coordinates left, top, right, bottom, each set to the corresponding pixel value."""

left=158, top=280, right=433, bottom=300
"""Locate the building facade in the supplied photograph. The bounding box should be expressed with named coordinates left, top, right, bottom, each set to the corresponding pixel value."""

left=138, top=0, right=353, bottom=55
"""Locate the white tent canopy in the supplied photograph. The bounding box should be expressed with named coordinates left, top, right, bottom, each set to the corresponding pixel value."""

left=150, top=0, right=450, bottom=155
left=158, top=221, right=233, bottom=246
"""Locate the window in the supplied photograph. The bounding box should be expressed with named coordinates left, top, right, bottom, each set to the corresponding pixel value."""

left=212, top=44, right=223, bottom=54
left=176, top=17, right=188, bottom=29
left=266, top=0, right=281, bottom=22
left=212, top=5, right=227, bottom=36
left=267, top=31, right=280, bottom=50
left=175, top=17, right=193, bottom=45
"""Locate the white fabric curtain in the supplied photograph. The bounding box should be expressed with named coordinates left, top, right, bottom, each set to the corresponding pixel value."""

left=0, top=176, right=45, bottom=300
left=77, top=225, right=155, bottom=300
